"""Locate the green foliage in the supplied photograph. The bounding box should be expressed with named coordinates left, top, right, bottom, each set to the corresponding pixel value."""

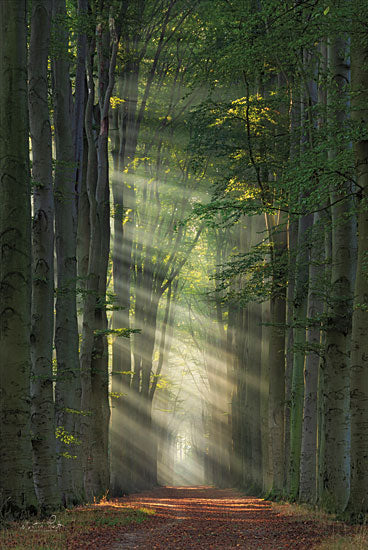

left=55, top=427, right=81, bottom=447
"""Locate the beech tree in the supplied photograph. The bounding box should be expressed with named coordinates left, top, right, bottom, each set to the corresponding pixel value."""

left=29, top=0, right=61, bottom=513
left=52, top=0, right=84, bottom=504
left=347, top=0, right=368, bottom=519
left=0, top=0, right=37, bottom=516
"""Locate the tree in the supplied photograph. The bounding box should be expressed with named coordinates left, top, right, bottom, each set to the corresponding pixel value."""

left=29, top=0, right=61, bottom=513
left=347, top=0, right=368, bottom=519
left=52, top=0, right=84, bottom=504
left=320, top=31, right=353, bottom=513
left=0, top=0, right=37, bottom=517
left=80, top=0, right=124, bottom=498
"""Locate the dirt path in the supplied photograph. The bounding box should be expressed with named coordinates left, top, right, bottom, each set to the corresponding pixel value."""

left=108, top=486, right=349, bottom=549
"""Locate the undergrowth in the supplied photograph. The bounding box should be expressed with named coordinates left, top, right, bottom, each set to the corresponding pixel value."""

left=0, top=500, right=155, bottom=550
left=272, top=501, right=368, bottom=549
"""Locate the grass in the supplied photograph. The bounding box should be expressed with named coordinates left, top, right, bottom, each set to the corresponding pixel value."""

left=271, top=501, right=336, bottom=523
left=314, top=528, right=368, bottom=550
left=0, top=501, right=155, bottom=550
left=271, top=501, right=368, bottom=550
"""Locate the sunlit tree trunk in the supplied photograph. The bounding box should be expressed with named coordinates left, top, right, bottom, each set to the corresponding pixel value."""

left=151, top=282, right=175, bottom=486
left=110, top=67, right=138, bottom=495
left=231, top=314, right=246, bottom=487
left=29, top=0, right=60, bottom=513
left=228, top=301, right=241, bottom=485
left=52, top=0, right=83, bottom=504
left=0, top=0, right=37, bottom=517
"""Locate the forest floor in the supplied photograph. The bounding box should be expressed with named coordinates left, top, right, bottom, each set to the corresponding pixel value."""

left=1, top=486, right=365, bottom=549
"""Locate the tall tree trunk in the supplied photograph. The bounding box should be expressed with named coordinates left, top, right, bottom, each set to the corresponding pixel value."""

left=52, top=0, right=84, bottom=505
left=346, top=12, right=368, bottom=519
left=0, top=0, right=38, bottom=517
left=247, top=216, right=263, bottom=492
left=81, top=16, right=119, bottom=498
left=29, top=0, right=60, bottom=513
left=288, top=57, right=317, bottom=499
left=284, top=216, right=298, bottom=493
left=299, top=212, right=324, bottom=503
left=321, top=35, right=353, bottom=513
left=261, top=299, right=272, bottom=493
left=288, top=212, right=312, bottom=499
left=284, top=82, right=300, bottom=493
left=299, top=43, right=327, bottom=505
left=110, top=69, right=138, bottom=495
left=75, top=0, right=89, bottom=320
left=266, top=213, right=287, bottom=497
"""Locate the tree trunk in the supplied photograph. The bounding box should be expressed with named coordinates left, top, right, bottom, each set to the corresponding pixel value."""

left=321, top=35, right=353, bottom=513
left=52, top=0, right=84, bottom=505
left=261, top=299, right=272, bottom=493
left=29, top=0, right=61, bottom=513
left=346, top=15, right=368, bottom=518
left=247, top=216, right=263, bottom=492
left=267, top=213, right=287, bottom=497
left=299, top=212, right=324, bottom=504
left=0, top=0, right=37, bottom=517
left=288, top=212, right=312, bottom=499
left=110, top=70, right=138, bottom=496
left=284, top=217, right=298, bottom=492
left=299, top=43, right=327, bottom=505
left=81, top=18, right=118, bottom=498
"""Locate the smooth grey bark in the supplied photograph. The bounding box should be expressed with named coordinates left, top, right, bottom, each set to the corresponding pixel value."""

left=110, top=68, right=138, bottom=496
left=0, top=0, right=38, bottom=516
left=80, top=14, right=120, bottom=497
left=299, top=212, right=324, bottom=504
left=284, top=216, right=298, bottom=493
left=29, top=0, right=61, bottom=513
left=110, top=69, right=140, bottom=495
left=75, top=0, right=89, bottom=316
left=321, top=35, right=353, bottom=513
left=317, top=209, right=332, bottom=501
left=288, top=211, right=312, bottom=500
left=299, top=44, right=327, bottom=505
left=247, top=216, right=263, bottom=492
left=266, top=213, right=287, bottom=497
left=52, top=0, right=84, bottom=505
left=74, top=0, right=87, bottom=201
left=347, top=13, right=368, bottom=518
left=79, top=37, right=100, bottom=499
left=289, top=62, right=317, bottom=499
left=284, top=80, right=301, bottom=492
left=261, top=299, right=272, bottom=493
